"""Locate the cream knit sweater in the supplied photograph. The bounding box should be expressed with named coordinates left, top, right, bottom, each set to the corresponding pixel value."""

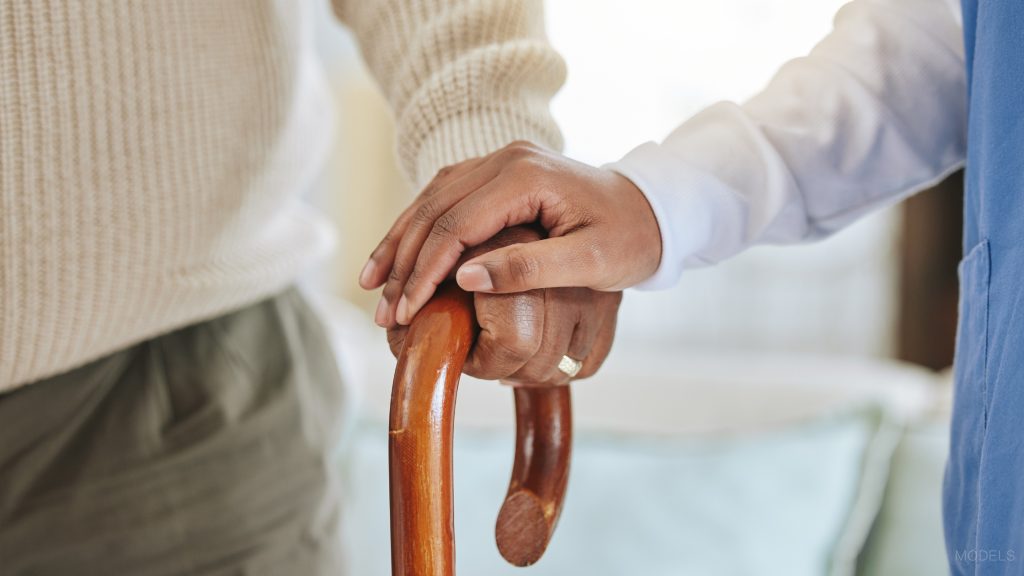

left=0, top=0, right=565, bottom=391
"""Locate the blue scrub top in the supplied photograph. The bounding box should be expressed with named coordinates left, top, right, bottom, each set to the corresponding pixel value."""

left=945, top=2, right=1024, bottom=574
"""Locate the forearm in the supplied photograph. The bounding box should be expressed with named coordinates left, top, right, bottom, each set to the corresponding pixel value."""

left=610, top=0, right=967, bottom=289
left=333, top=0, right=566, bottom=187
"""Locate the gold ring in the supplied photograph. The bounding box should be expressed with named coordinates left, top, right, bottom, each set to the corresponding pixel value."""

left=557, top=355, right=583, bottom=378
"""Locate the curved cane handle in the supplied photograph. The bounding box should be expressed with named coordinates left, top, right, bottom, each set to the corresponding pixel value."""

left=389, top=282, right=572, bottom=576
left=495, top=385, right=571, bottom=566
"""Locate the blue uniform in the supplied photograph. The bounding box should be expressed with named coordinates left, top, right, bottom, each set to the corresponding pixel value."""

left=945, top=2, right=1024, bottom=574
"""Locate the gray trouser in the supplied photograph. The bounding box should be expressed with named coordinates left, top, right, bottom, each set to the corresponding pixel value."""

left=0, top=288, right=347, bottom=575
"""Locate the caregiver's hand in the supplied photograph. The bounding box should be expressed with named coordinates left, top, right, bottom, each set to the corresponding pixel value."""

left=385, top=226, right=622, bottom=386
left=361, top=141, right=661, bottom=326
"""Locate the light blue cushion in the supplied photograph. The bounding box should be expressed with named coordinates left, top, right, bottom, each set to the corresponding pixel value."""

left=856, top=421, right=950, bottom=576
left=339, top=406, right=890, bottom=576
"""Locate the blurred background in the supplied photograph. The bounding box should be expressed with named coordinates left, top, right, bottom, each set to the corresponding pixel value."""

left=305, top=1, right=963, bottom=574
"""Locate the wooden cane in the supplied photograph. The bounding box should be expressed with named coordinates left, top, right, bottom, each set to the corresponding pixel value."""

left=389, top=282, right=571, bottom=575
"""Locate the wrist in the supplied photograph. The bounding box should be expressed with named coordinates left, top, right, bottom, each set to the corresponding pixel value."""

left=607, top=170, right=663, bottom=288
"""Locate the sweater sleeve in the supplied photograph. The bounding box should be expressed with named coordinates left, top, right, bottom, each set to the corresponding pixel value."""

left=332, top=0, right=566, bottom=188
left=608, top=0, right=967, bottom=290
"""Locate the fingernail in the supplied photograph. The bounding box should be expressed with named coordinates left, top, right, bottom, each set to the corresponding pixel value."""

left=374, top=297, right=389, bottom=326
left=359, top=260, right=377, bottom=288
left=457, top=264, right=493, bottom=291
left=396, top=295, right=410, bottom=325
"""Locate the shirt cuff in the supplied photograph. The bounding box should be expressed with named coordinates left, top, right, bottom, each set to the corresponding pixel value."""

left=605, top=141, right=739, bottom=291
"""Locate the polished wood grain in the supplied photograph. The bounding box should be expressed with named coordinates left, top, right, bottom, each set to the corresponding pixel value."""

left=495, top=386, right=571, bottom=567
left=389, top=283, right=474, bottom=576
left=389, top=282, right=572, bottom=575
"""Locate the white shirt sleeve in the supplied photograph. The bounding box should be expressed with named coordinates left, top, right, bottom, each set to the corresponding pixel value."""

left=607, top=0, right=967, bottom=290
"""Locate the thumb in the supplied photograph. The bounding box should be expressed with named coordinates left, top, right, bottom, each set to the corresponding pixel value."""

left=455, top=235, right=603, bottom=293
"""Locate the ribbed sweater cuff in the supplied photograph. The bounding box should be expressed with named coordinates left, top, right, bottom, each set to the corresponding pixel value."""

left=410, top=108, right=563, bottom=188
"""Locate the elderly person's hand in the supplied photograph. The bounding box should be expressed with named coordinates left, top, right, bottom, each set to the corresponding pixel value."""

left=360, top=141, right=661, bottom=326
left=384, top=226, right=622, bottom=386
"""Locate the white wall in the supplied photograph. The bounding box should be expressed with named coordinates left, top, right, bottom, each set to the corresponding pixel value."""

left=311, top=0, right=901, bottom=358
left=545, top=0, right=900, bottom=357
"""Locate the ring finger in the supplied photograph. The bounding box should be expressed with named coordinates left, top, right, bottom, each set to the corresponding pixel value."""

left=504, top=292, right=597, bottom=387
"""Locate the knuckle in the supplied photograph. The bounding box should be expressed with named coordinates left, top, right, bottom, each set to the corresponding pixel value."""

left=478, top=323, right=541, bottom=369
left=505, top=247, right=540, bottom=286
left=469, top=337, right=528, bottom=379
left=490, top=337, right=534, bottom=367
left=500, top=140, right=539, bottom=162
left=405, top=266, right=434, bottom=294
left=474, top=292, right=544, bottom=361
left=461, top=355, right=489, bottom=379
left=382, top=278, right=405, bottom=302
left=411, top=197, right=443, bottom=226
left=504, top=139, right=533, bottom=152
left=435, top=164, right=456, bottom=181
left=419, top=184, right=441, bottom=200
left=404, top=265, right=421, bottom=287
left=515, top=159, right=547, bottom=184
left=430, top=212, right=461, bottom=241
left=387, top=262, right=406, bottom=283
